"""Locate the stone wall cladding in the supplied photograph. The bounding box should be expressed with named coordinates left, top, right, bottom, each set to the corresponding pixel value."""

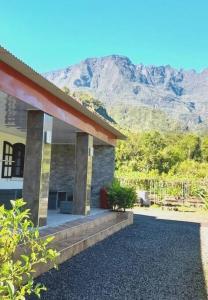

left=91, top=146, right=115, bottom=207
left=49, top=144, right=115, bottom=208
left=49, top=144, right=75, bottom=195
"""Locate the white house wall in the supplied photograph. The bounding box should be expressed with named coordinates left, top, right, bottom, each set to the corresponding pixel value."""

left=0, top=131, right=25, bottom=189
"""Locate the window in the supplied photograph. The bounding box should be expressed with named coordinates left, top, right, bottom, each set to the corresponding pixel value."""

left=12, top=143, right=25, bottom=178
left=1, top=141, right=13, bottom=178
left=1, top=141, right=25, bottom=178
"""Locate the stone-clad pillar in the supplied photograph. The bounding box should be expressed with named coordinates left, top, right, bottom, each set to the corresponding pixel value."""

left=73, top=133, right=93, bottom=215
left=91, top=145, right=115, bottom=207
left=23, top=111, right=53, bottom=227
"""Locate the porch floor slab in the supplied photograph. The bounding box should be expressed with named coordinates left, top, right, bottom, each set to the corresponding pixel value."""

left=45, top=208, right=106, bottom=228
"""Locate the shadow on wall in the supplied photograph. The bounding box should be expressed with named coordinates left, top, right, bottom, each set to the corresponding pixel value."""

left=29, top=213, right=207, bottom=300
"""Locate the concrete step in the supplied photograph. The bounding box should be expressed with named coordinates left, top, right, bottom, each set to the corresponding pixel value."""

left=40, top=210, right=121, bottom=243
left=35, top=211, right=133, bottom=277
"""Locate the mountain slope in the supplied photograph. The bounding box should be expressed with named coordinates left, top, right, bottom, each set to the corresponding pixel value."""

left=44, top=55, right=208, bottom=132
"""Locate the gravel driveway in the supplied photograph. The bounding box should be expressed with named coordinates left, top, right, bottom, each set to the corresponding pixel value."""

left=31, top=209, right=208, bottom=300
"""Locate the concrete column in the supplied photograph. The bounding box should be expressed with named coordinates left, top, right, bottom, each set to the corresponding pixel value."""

left=23, top=111, right=53, bottom=227
left=73, top=133, right=93, bottom=215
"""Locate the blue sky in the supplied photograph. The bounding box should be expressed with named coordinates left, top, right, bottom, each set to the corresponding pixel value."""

left=0, top=0, right=208, bottom=72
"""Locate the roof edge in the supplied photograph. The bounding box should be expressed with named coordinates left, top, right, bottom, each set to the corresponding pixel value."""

left=0, top=46, right=126, bottom=140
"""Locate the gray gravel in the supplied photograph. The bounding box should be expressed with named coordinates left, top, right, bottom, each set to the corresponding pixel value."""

left=30, top=212, right=208, bottom=300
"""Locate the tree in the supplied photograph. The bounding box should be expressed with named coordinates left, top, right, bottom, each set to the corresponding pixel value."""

left=201, top=136, right=208, bottom=162
left=177, top=134, right=201, bottom=161
left=62, top=88, right=115, bottom=123
left=115, top=131, right=208, bottom=176
left=140, top=132, right=166, bottom=173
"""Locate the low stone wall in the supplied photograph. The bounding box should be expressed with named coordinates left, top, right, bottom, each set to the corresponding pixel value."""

left=49, top=144, right=115, bottom=207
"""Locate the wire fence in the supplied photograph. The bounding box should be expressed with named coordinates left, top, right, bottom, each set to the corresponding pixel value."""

left=117, top=177, right=208, bottom=208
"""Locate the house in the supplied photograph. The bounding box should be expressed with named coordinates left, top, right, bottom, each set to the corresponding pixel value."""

left=0, top=46, right=125, bottom=227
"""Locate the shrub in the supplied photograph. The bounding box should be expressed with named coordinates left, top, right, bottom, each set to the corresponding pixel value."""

left=0, top=199, right=59, bottom=300
left=107, top=180, right=137, bottom=212
left=191, top=184, right=208, bottom=210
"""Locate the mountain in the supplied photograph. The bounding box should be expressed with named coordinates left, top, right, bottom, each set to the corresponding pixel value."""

left=44, top=55, right=208, bottom=133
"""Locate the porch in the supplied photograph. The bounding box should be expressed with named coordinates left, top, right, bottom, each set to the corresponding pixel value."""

left=0, top=89, right=115, bottom=226
left=0, top=47, right=126, bottom=227
left=0, top=47, right=134, bottom=281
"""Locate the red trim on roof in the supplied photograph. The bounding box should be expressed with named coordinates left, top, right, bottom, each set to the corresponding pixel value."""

left=0, top=61, right=117, bottom=146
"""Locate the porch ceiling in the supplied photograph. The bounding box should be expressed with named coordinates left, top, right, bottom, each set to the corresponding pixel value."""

left=0, top=90, right=107, bottom=145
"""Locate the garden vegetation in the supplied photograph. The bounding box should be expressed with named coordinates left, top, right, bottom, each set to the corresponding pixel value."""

left=115, top=131, right=208, bottom=207
left=0, top=199, right=59, bottom=300
left=107, top=180, right=137, bottom=211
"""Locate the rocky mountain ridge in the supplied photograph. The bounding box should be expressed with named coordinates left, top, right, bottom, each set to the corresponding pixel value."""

left=44, top=55, right=208, bottom=132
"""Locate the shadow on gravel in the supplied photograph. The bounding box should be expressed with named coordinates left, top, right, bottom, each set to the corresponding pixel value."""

left=29, top=214, right=207, bottom=300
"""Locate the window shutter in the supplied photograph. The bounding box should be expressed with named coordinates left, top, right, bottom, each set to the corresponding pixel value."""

left=1, top=141, right=13, bottom=178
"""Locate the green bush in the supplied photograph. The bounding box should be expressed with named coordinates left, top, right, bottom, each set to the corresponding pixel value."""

left=0, top=199, right=59, bottom=300
left=191, top=183, right=208, bottom=210
left=107, top=180, right=137, bottom=212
